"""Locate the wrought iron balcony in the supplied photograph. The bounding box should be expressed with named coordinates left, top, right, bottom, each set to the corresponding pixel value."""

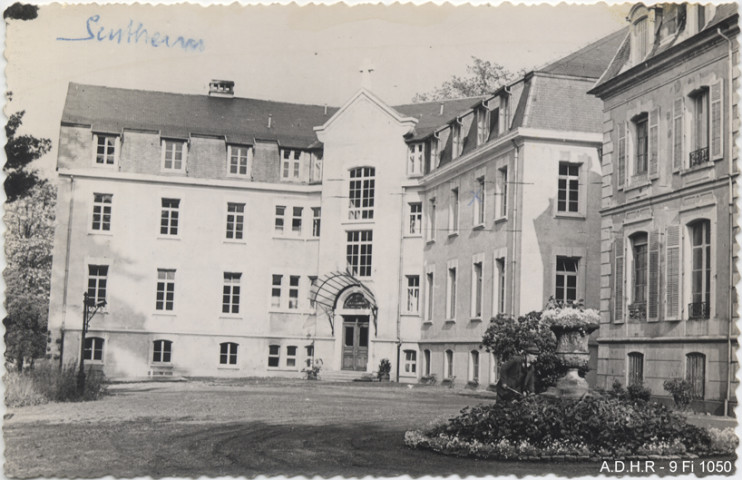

left=688, top=302, right=710, bottom=320
left=689, top=147, right=709, bottom=168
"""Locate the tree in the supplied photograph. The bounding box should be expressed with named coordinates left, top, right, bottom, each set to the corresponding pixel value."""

left=4, top=181, right=56, bottom=371
left=4, top=110, right=52, bottom=202
left=3, top=2, right=39, bottom=20
left=412, top=57, right=516, bottom=103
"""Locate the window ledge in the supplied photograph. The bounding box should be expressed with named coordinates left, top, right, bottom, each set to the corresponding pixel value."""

left=680, top=162, right=715, bottom=176
left=149, top=363, right=173, bottom=368
left=448, top=231, right=459, bottom=238
left=84, top=360, right=104, bottom=365
left=494, top=216, right=507, bottom=224
left=226, top=174, right=251, bottom=180
left=426, top=240, right=436, bottom=245
left=554, top=212, right=586, bottom=220
left=272, top=235, right=309, bottom=241
left=267, top=367, right=301, bottom=372
left=223, top=239, right=247, bottom=245
left=218, top=365, right=240, bottom=370
left=422, top=320, right=433, bottom=325
left=152, top=312, right=177, bottom=318
left=470, top=317, right=483, bottom=322
left=444, top=319, right=456, bottom=323
left=342, top=220, right=375, bottom=226
left=157, top=235, right=181, bottom=241
left=624, top=179, right=652, bottom=193
left=404, top=234, right=423, bottom=239
left=472, top=224, right=485, bottom=231
left=219, top=315, right=243, bottom=320
left=268, top=308, right=312, bottom=314
left=88, top=230, right=114, bottom=236
left=401, top=312, right=420, bottom=317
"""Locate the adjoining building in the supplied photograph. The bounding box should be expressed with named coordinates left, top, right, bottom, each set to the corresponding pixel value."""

left=588, top=3, right=738, bottom=415
left=49, top=28, right=623, bottom=385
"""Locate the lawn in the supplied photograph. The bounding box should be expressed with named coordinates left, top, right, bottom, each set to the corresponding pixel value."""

left=3, top=379, right=735, bottom=478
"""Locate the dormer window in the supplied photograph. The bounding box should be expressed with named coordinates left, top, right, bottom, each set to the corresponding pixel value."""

left=227, top=145, right=251, bottom=177
left=161, top=139, right=187, bottom=172
left=633, top=16, right=649, bottom=62
left=94, top=133, right=118, bottom=166
left=451, top=123, right=462, bottom=158
left=429, top=138, right=440, bottom=172
left=408, top=143, right=423, bottom=177
left=476, top=108, right=489, bottom=146
left=281, top=149, right=302, bottom=181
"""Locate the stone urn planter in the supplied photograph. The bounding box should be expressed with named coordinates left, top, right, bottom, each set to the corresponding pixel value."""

left=540, top=301, right=600, bottom=398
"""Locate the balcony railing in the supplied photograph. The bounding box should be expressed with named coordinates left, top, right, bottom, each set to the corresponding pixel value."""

left=689, top=147, right=710, bottom=168
left=688, top=302, right=710, bottom=320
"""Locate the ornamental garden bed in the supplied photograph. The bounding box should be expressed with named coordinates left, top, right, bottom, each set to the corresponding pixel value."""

left=404, top=395, right=738, bottom=461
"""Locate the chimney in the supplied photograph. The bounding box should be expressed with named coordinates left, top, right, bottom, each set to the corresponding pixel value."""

left=267, top=114, right=272, bottom=129
left=439, top=103, right=444, bottom=116
left=324, top=104, right=328, bottom=115
left=209, top=79, right=235, bottom=97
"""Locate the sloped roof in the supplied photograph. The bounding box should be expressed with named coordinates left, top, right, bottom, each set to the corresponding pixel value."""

left=540, top=27, right=629, bottom=78
left=520, top=75, right=604, bottom=133
left=592, top=3, right=738, bottom=92
left=393, top=97, right=487, bottom=140
left=62, top=83, right=338, bottom=148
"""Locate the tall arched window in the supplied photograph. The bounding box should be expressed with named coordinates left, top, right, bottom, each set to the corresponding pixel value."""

left=689, top=220, right=711, bottom=319
left=627, top=352, right=644, bottom=386
left=686, top=352, right=706, bottom=399
left=469, top=350, right=480, bottom=383
left=153, top=340, right=172, bottom=363
left=348, top=167, right=375, bottom=220
left=444, top=349, right=454, bottom=379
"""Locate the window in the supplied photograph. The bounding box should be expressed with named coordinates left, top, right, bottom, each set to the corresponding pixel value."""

left=156, top=269, right=175, bottom=311
left=348, top=167, right=375, bottom=220
left=288, top=276, right=300, bottom=309
left=474, top=176, right=485, bottom=226
left=162, top=140, right=186, bottom=171
left=631, top=233, right=648, bottom=308
left=557, top=163, right=579, bottom=213
left=346, top=230, right=373, bottom=277
left=281, top=149, right=302, bottom=180
left=633, top=114, right=649, bottom=176
left=497, top=168, right=507, bottom=219
left=477, top=108, right=489, bottom=146
left=271, top=275, right=282, bottom=308
left=409, top=202, right=422, bottom=235
left=286, top=346, right=297, bottom=368
left=445, top=349, right=454, bottom=379
left=404, top=350, right=417, bottom=374
left=87, top=265, right=109, bottom=306
left=292, top=207, right=303, bottom=235
left=472, top=261, right=483, bottom=318
left=408, top=143, right=423, bottom=176
left=451, top=123, right=462, bottom=158
left=689, top=220, right=711, bottom=319
left=469, top=350, right=480, bottom=383
left=406, top=275, right=420, bottom=314
left=274, top=206, right=286, bottom=233
left=490, top=108, right=500, bottom=138
left=689, top=88, right=710, bottom=167
left=312, top=207, right=321, bottom=237
left=91, top=193, right=112, bottom=231
left=428, top=198, right=436, bottom=241
left=686, top=352, right=705, bottom=399
left=627, top=352, right=644, bottom=387
left=268, top=345, right=280, bottom=367
left=153, top=340, right=172, bottom=363
left=222, top=272, right=241, bottom=314
left=555, top=257, right=579, bottom=303
left=95, top=134, right=117, bottom=165
left=305, top=345, right=314, bottom=367
left=226, top=203, right=245, bottom=240
left=425, top=272, right=434, bottom=321
left=633, top=17, right=649, bottom=62
left=446, top=266, right=457, bottom=320
left=430, top=138, right=440, bottom=171
left=219, top=342, right=238, bottom=365
left=83, top=337, right=104, bottom=361
left=449, top=188, right=459, bottom=234
left=495, top=257, right=506, bottom=314
left=423, top=350, right=431, bottom=376
left=228, top=145, right=250, bottom=176
left=160, top=198, right=180, bottom=236
left=310, top=152, right=323, bottom=183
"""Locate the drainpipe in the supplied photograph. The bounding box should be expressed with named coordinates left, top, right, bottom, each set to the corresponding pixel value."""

left=395, top=186, right=405, bottom=382
left=716, top=27, right=735, bottom=417
left=60, top=175, right=76, bottom=368
left=510, top=140, right=520, bottom=316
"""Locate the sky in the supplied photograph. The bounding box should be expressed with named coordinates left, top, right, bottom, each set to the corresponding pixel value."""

left=3, top=1, right=632, bottom=175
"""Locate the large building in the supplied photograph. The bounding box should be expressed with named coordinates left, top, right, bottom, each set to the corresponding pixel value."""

left=48, top=27, right=624, bottom=385
left=589, top=3, right=738, bottom=414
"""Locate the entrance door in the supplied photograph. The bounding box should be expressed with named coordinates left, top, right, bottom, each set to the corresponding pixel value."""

left=342, top=315, right=369, bottom=371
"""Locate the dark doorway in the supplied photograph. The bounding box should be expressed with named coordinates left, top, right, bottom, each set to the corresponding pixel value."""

left=342, top=315, right=369, bottom=371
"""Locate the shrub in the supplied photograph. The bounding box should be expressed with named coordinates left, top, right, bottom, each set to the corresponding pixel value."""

left=607, top=380, right=651, bottom=403
left=409, top=395, right=723, bottom=459
left=377, top=358, right=391, bottom=380
left=5, top=362, right=107, bottom=407
left=663, top=378, right=694, bottom=410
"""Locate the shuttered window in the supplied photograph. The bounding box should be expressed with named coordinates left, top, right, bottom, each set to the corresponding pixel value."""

left=673, top=98, right=684, bottom=172
left=631, top=233, right=648, bottom=322
left=614, top=237, right=625, bottom=323
left=689, top=220, right=711, bottom=320
left=617, top=122, right=626, bottom=189
left=648, top=232, right=660, bottom=321
left=710, top=81, right=723, bottom=160
left=648, top=108, right=660, bottom=179
left=686, top=353, right=705, bottom=399
left=665, top=225, right=681, bottom=320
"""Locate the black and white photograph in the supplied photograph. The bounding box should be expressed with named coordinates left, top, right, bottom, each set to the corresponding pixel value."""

left=2, top=0, right=739, bottom=477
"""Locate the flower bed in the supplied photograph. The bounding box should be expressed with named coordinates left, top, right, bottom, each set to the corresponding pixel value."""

left=404, top=395, right=737, bottom=461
